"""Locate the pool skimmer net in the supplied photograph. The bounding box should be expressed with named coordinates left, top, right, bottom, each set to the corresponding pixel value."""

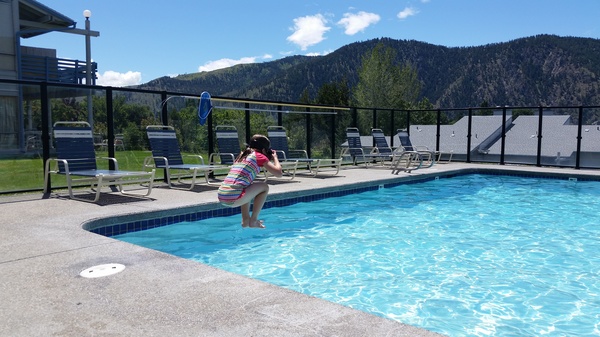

left=80, top=263, right=125, bottom=278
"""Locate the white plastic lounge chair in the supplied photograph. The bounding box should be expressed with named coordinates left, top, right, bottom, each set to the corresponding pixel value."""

left=144, top=125, right=227, bottom=189
left=44, top=121, right=155, bottom=202
left=267, top=126, right=341, bottom=176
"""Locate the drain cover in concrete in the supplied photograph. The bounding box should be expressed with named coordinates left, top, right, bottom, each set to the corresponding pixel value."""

left=80, top=263, right=125, bottom=278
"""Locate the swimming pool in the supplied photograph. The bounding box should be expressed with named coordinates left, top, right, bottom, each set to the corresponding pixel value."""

left=114, top=174, right=600, bottom=337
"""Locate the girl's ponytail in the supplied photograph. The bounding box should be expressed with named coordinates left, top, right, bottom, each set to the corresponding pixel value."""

left=235, top=134, right=273, bottom=162
left=235, top=146, right=253, bottom=162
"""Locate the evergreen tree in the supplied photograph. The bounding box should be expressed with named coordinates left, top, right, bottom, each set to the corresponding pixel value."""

left=353, top=43, right=422, bottom=110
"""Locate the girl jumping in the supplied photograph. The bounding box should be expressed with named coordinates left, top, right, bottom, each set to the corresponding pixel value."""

left=217, top=134, right=283, bottom=228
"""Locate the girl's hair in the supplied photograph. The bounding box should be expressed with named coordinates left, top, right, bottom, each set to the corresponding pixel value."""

left=235, top=134, right=273, bottom=162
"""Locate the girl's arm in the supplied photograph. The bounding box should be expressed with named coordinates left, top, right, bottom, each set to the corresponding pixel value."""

left=263, top=150, right=283, bottom=177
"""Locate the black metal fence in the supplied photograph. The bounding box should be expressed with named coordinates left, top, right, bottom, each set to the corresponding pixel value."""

left=1, top=78, right=599, bottom=194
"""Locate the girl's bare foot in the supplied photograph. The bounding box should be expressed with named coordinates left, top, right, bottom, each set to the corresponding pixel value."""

left=248, top=220, right=265, bottom=229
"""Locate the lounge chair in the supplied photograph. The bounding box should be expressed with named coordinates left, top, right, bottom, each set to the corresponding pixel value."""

left=209, top=125, right=297, bottom=179
left=267, top=126, right=341, bottom=176
left=44, top=121, right=155, bottom=202
left=344, top=127, right=407, bottom=168
left=397, top=129, right=453, bottom=167
left=370, top=128, right=398, bottom=165
left=371, top=128, right=422, bottom=173
left=209, top=125, right=240, bottom=166
left=144, top=125, right=227, bottom=189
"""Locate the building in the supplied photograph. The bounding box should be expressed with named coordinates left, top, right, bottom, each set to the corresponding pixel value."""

left=0, top=0, right=98, bottom=154
left=409, top=114, right=600, bottom=167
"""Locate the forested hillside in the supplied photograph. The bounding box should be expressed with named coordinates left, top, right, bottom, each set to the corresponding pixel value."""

left=134, top=35, right=600, bottom=108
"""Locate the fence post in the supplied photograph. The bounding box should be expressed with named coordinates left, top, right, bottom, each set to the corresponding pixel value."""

left=245, top=103, right=251, bottom=142
left=436, top=109, right=441, bottom=152
left=306, top=108, right=312, bottom=158
left=536, top=107, right=543, bottom=167
left=207, top=105, right=214, bottom=157
left=390, top=110, right=395, bottom=147
left=277, top=105, right=283, bottom=126
left=41, top=82, right=51, bottom=193
left=466, top=108, right=473, bottom=163
left=330, top=112, right=336, bottom=159
left=500, top=107, right=507, bottom=165
left=372, top=108, right=377, bottom=129
left=575, top=106, right=583, bottom=169
left=106, top=88, right=116, bottom=170
left=161, top=91, right=168, bottom=125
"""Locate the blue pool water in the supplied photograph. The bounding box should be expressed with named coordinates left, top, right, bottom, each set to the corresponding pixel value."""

left=115, top=174, right=600, bottom=336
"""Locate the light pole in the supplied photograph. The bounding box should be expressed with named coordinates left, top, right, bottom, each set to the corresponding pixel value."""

left=83, top=9, right=93, bottom=128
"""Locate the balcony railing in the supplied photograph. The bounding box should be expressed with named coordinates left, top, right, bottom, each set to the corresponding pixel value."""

left=20, top=54, right=97, bottom=85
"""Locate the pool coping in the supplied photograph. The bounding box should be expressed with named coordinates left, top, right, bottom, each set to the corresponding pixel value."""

left=3, top=163, right=599, bottom=337
left=84, top=165, right=600, bottom=237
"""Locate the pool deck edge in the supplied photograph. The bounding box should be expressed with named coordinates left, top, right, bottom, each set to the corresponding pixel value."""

left=1, top=163, right=599, bottom=337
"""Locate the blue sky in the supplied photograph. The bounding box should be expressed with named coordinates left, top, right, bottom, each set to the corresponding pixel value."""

left=24, top=0, right=600, bottom=87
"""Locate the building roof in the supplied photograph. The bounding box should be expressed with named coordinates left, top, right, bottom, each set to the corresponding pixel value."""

left=18, top=0, right=76, bottom=38
left=487, top=115, right=600, bottom=156
left=407, top=114, right=600, bottom=159
left=409, top=115, right=512, bottom=154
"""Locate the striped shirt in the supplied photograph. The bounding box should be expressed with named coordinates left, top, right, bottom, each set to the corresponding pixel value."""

left=217, top=152, right=268, bottom=205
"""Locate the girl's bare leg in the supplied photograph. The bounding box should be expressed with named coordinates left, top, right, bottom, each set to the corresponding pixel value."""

left=231, top=182, right=269, bottom=228
left=240, top=203, right=251, bottom=227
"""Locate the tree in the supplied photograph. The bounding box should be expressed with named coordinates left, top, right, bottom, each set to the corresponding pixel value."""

left=313, top=79, right=351, bottom=157
left=353, top=42, right=422, bottom=110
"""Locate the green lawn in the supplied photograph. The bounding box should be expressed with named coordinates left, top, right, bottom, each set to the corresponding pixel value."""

left=0, top=150, right=221, bottom=193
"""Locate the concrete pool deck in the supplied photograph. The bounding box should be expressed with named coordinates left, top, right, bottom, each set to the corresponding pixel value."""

left=1, top=163, right=599, bottom=336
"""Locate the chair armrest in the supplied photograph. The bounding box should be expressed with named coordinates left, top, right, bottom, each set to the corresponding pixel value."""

left=143, top=156, right=167, bottom=169
left=274, top=150, right=287, bottom=161
left=351, top=147, right=367, bottom=155
left=209, top=152, right=236, bottom=165
left=413, top=145, right=432, bottom=152
left=45, top=158, right=69, bottom=174
left=97, top=156, right=119, bottom=170
left=182, top=154, right=206, bottom=165
left=288, top=149, right=308, bottom=159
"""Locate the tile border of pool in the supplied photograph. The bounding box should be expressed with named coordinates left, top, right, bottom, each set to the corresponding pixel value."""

left=84, top=166, right=600, bottom=237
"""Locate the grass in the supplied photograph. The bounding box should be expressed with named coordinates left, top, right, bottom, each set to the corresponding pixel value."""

left=0, top=150, right=220, bottom=193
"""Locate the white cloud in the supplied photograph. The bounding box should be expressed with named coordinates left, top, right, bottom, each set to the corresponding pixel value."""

left=287, top=14, right=331, bottom=50
left=397, top=7, right=419, bottom=20
left=305, top=49, right=333, bottom=57
left=96, top=70, right=142, bottom=87
left=198, top=55, right=271, bottom=72
left=337, top=11, right=380, bottom=35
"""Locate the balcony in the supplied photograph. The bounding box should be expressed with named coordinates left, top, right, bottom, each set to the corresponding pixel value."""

left=20, top=54, right=97, bottom=85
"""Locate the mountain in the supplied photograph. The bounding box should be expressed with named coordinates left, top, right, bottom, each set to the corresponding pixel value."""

left=134, top=35, right=600, bottom=108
